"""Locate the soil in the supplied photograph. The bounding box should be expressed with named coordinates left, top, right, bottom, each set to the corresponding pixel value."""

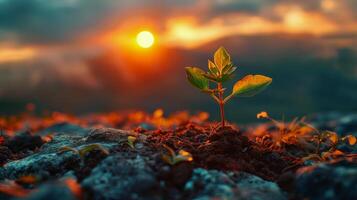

left=146, top=124, right=295, bottom=181
left=0, top=111, right=356, bottom=200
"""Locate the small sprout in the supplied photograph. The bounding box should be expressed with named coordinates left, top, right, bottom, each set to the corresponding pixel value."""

left=326, top=131, right=338, bottom=144
left=161, top=144, right=193, bottom=165
left=186, top=47, right=272, bottom=127
left=323, top=131, right=356, bottom=149
left=256, top=111, right=290, bottom=135
left=127, top=136, right=137, bottom=149
left=303, top=128, right=356, bottom=162
left=78, top=144, right=109, bottom=158
left=58, top=146, right=79, bottom=154
left=153, top=109, right=164, bottom=118
left=257, top=111, right=269, bottom=119
left=342, top=135, right=356, bottom=145
left=321, top=149, right=344, bottom=160
left=58, top=144, right=109, bottom=159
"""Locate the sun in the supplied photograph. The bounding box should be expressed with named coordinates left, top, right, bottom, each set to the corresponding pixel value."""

left=136, top=31, right=155, bottom=48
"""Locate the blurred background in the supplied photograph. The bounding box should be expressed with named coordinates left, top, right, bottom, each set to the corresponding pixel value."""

left=1, top=0, right=357, bottom=123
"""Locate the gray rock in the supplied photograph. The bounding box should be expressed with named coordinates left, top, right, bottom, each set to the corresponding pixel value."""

left=230, top=172, right=287, bottom=200
left=0, top=134, right=85, bottom=180
left=37, top=122, right=90, bottom=136
left=184, top=168, right=286, bottom=200
left=0, top=151, right=80, bottom=180
left=295, top=160, right=357, bottom=200
left=82, top=154, right=160, bottom=200
left=0, top=133, right=117, bottom=180
left=40, top=135, right=85, bottom=154
left=86, top=128, right=134, bottom=142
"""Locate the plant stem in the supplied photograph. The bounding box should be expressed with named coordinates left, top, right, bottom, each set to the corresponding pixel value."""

left=217, top=83, right=225, bottom=127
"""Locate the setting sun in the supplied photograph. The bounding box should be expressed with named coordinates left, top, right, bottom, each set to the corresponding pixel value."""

left=136, top=31, right=155, bottom=48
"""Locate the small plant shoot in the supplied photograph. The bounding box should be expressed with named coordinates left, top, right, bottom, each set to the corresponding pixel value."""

left=161, top=144, right=193, bottom=165
left=186, top=47, right=272, bottom=127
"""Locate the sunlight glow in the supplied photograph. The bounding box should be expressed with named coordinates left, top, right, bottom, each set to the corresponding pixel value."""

left=321, top=0, right=336, bottom=12
left=136, top=31, right=154, bottom=48
left=0, top=47, right=36, bottom=63
left=284, top=10, right=305, bottom=29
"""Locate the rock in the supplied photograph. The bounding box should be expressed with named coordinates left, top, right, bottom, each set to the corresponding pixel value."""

left=295, top=160, right=357, bottom=200
left=184, top=168, right=238, bottom=200
left=0, top=146, right=11, bottom=165
left=40, top=135, right=85, bottom=154
left=5, top=132, right=44, bottom=153
left=37, top=122, right=90, bottom=136
left=82, top=154, right=160, bottom=200
left=184, top=168, right=286, bottom=200
left=231, top=172, right=286, bottom=200
left=0, top=151, right=80, bottom=180
left=0, top=127, right=124, bottom=181
left=86, top=128, right=134, bottom=142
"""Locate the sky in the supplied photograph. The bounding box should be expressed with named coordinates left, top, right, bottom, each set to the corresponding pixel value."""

left=1, top=0, right=357, bottom=122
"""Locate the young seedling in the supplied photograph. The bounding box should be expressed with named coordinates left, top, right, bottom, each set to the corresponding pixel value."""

left=186, top=47, right=272, bottom=127
left=161, top=144, right=193, bottom=165
left=298, top=125, right=356, bottom=162
left=127, top=136, right=137, bottom=149
left=58, top=143, right=109, bottom=159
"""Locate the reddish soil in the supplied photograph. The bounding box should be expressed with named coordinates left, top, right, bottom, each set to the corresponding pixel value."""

left=146, top=123, right=298, bottom=181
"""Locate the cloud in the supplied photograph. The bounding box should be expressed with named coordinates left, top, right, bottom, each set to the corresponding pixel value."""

left=1, top=0, right=357, bottom=116
left=0, top=0, right=125, bottom=44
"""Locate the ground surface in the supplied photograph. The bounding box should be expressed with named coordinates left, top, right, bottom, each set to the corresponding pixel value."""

left=0, top=110, right=356, bottom=200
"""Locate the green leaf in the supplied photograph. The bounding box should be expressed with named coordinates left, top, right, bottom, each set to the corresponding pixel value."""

left=185, top=67, right=209, bottom=89
left=232, top=75, right=272, bottom=97
left=214, top=47, right=230, bottom=72
left=208, top=60, right=219, bottom=75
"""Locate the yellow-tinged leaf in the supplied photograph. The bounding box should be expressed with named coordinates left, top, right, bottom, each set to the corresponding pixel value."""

left=232, top=75, right=272, bottom=97
left=214, top=46, right=230, bottom=71
left=185, top=67, right=209, bottom=90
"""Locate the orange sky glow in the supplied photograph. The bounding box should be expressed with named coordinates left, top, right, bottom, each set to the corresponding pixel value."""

left=1, top=0, right=357, bottom=63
